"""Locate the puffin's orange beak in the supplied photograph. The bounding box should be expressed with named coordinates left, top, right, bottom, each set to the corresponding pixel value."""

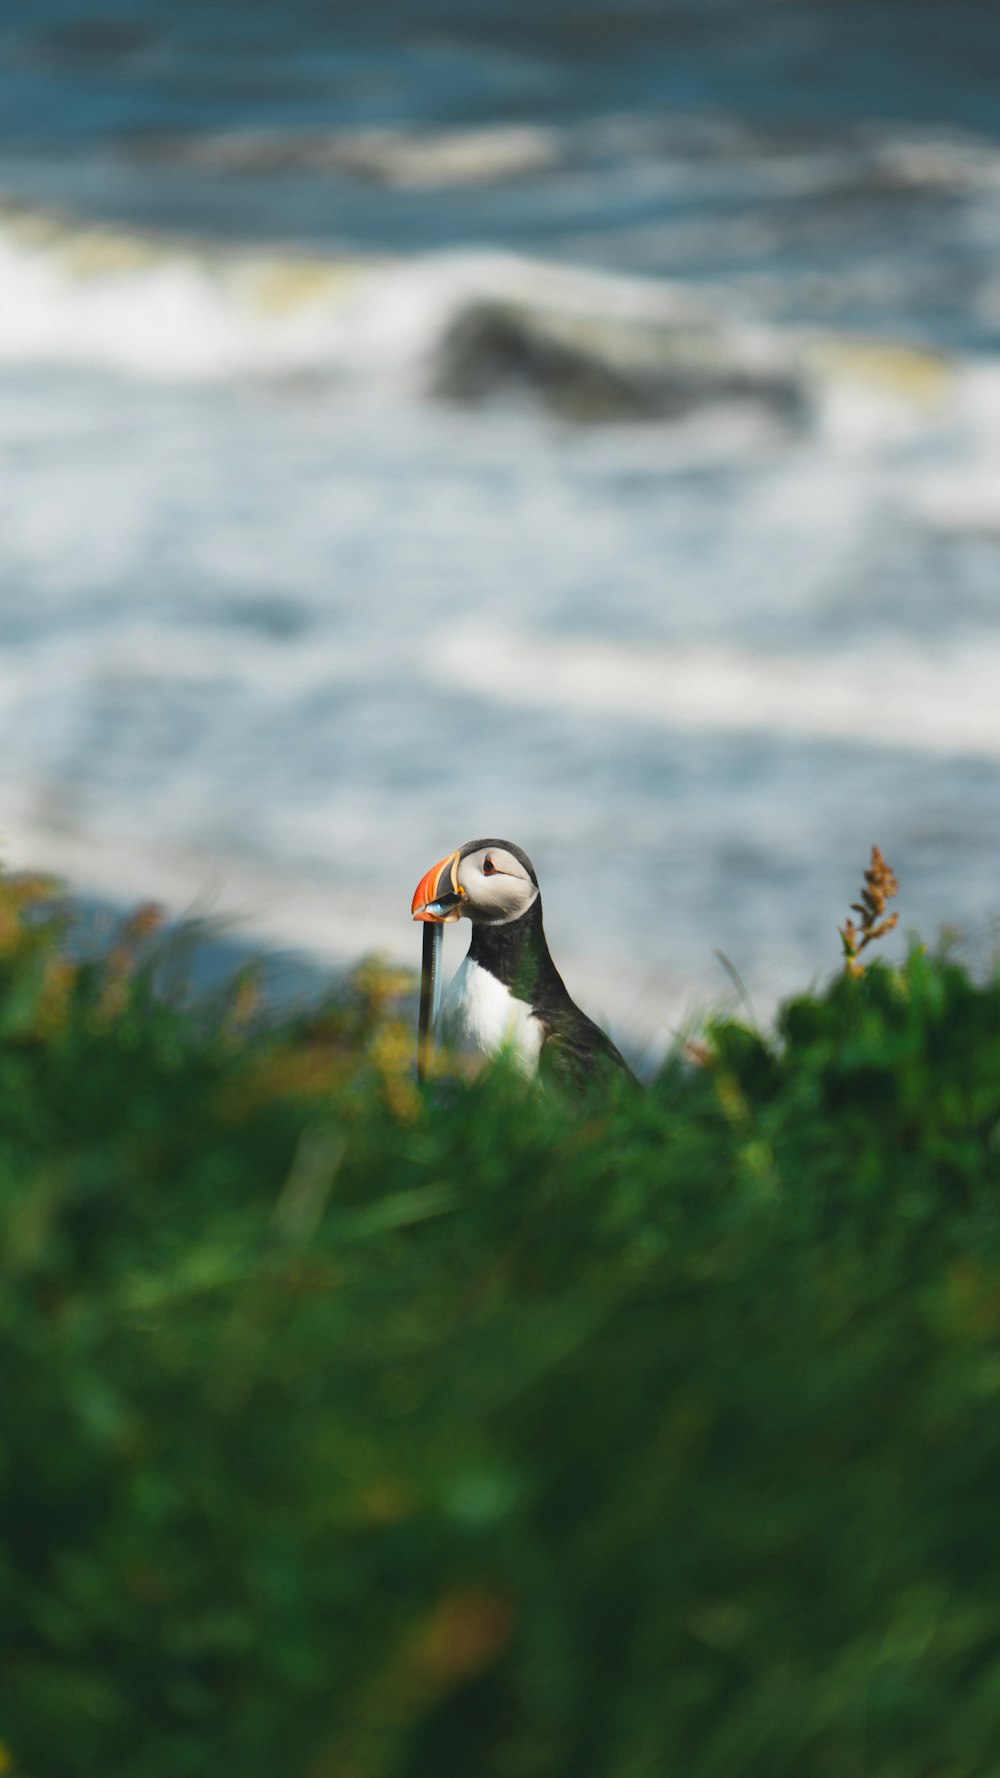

left=411, top=850, right=464, bottom=922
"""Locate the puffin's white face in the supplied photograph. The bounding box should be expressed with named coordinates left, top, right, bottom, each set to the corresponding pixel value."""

left=455, top=844, right=538, bottom=925
left=412, top=839, right=539, bottom=926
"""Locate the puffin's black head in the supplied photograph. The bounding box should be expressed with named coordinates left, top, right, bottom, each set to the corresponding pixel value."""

left=411, top=838, right=540, bottom=927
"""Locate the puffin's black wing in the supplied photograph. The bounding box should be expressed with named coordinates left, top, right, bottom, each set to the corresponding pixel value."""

left=537, top=1003, right=638, bottom=1092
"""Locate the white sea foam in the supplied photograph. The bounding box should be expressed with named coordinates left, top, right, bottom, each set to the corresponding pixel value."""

left=0, top=209, right=384, bottom=378
left=432, top=629, right=1000, bottom=759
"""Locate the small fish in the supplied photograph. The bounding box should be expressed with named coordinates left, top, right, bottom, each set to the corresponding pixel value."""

left=422, top=892, right=462, bottom=919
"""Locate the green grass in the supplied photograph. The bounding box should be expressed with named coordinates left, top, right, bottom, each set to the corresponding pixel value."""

left=2, top=876, right=1000, bottom=1778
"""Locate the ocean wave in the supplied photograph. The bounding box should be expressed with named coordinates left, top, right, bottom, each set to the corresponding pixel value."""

left=0, top=199, right=965, bottom=432
left=124, top=114, right=1000, bottom=200
left=432, top=629, right=1000, bottom=759
left=128, top=122, right=562, bottom=188
left=0, top=202, right=383, bottom=379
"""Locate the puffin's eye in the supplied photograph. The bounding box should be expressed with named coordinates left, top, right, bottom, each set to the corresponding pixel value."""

left=482, top=856, right=496, bottom=875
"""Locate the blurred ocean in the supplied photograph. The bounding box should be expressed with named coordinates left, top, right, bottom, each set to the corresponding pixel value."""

left=2, top=0, right=1000, bottom=1049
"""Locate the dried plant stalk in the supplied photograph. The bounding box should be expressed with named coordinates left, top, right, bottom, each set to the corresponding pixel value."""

left=840, top=846, right=899, bottom=978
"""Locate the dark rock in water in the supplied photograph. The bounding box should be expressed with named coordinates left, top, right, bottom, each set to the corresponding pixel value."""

left=434, top=302, right=661, bottom=421
left=432, top=298, right=808, bottom=425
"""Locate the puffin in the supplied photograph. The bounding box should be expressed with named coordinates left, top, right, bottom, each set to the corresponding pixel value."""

left=411, top=837, right=636, bottom=1088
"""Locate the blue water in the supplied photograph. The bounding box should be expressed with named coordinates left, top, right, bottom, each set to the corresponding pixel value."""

left=5, top=1, right=1000, bottom=345
left=6, top=1, right=1000, bottom=146
left=2, top=0, right=1000, bottom=1044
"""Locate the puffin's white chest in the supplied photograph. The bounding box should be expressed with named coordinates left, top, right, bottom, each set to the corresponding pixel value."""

left=443, top=955, right=543, bottom=1074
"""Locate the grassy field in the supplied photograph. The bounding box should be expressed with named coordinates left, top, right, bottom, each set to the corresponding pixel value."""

left=2, top=868, right=1000, bottom=1777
